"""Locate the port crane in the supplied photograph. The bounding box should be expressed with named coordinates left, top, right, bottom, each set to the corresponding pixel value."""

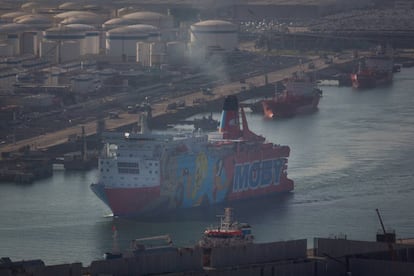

left=375, top=208, right=396, bottom=261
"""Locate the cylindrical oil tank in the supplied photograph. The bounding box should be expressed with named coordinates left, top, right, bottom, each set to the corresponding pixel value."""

left=65, top=24, right=99, bottom=55
left=21, top=32, right=38, bottom=55
left=43, top=25, right=85, bottom=62
left=40, top=39, right=58, bottom=63
left=0, top=24, right=30, bottom=56
left=136, top=42, right=151, bottom=66
left=166, top=41, right=186, bottom=65
left=106, top=25, right=158, bottom=61
left=58, top=2, right=80, bottom=10
left=117, top=7, right=139, bottom=17
left=54, top=11, right=100, bottom=23
left=102, top=18, right=134, bottom=31
left=0, top=43, right=13, bottom=57
left=21, top=2, right=44, bottom=12
left=150, top=41, right=166, bottom=67
left=122, top=11, right=173, bottom=29
left=7, top=34, right=19, bottom=56
left=84, top=30, right=100, bottom=54
left=60, top=40, right=81, bottom=62
left=190, top=20, right=237, bottom=51
left=60, top=14, right=104, bottom=27
left=71, top=74, right=97, bottom=94
left=14, top=14, right=52, bottom=28
left=0, top=12, right=29, bottom=23
left=14, top=15, right=53, bottom=55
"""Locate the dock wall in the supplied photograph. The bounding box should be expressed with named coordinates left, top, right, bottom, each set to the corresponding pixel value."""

left=314, top=238, right=414, bottom=258
left=209, top=239, right=307, bottom=268
left=188, top=261, right=315, bottom=276
left=350, top=258, right=414, bottom=276
left=33, top=263, right=82, bottom=276
left=90, top=247, right=202, bottom=276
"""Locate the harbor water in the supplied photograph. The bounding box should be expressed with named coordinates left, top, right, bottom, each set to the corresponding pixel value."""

left=1, top=68, right=414, bottom=265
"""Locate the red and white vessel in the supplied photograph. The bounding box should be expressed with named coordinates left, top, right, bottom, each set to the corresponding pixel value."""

left=198, top=208, right=254, bottom=248
left=351, top=48, right=394, bottom=89
left=261, top=72, right=322, bottom=119
left=91, top=95, right=293, bottom=217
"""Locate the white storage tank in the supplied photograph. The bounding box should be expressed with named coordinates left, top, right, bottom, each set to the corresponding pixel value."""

left=71, top=74, right=99, bottom=94
left=150, top=42, right=166, bottom=67
left=122, top=11, right=173, bottom=29
left=58, top=2, right=80, bottom=10
left=14, top=14, right=53, bottom=55
left=0, top=43, right=13, bottom=57
left=122, top=11, right=174, bottom=41
left=60, top=40, right=81, bottom=63
left=0, top=12, right=30, bottom=23
left=40, top=39, right=58, bottom=63
left=14, top=14, right=53, bottom=29
left=136, top=42, right=151, bottom=66
left=190, top=20, right=238, bottom=51
left=106, top=24, right=159, bottom=61
left=43, top=26, right=85, bottom=62
left=20, top=2, right=42, bottom=12
left=0, top=23, right=30, bottom=56
left=66, top=24, right=99, bottom=55
left=117, top=7, right=139, bottom=17
left=102, top=18, right=134, bottom=30
left=60, top=14, right=104, bottom=27
left=166, top=41, right=187, bottom=65
left=54, top=11, right=100, bottom=23
left=20, top=32, right=38, bottom=55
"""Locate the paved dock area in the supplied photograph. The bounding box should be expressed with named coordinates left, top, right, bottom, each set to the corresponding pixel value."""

left=0, top=55, right=353, bottom=155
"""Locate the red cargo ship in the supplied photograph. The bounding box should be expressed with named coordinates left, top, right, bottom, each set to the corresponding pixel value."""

left=351, top=55, right=393, bottom=89
left=261, top=72, right=322, bottom=119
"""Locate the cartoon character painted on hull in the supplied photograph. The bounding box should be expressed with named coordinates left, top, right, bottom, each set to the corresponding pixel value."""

left=172, top=152, right=231, bottom=208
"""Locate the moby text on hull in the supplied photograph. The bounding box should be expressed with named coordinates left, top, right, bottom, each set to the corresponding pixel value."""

left=90, top=96, right=294, bottom=217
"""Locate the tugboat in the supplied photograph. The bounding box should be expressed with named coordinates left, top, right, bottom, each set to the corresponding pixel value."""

left=198, top=208, right=254, bottom=248
left=193, top=112, right=219, bottom=131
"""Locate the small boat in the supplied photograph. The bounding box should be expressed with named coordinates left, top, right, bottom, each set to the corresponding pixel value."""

left=193, top=112, right=219, bottom=131
left=198, top=208, right=254, bottom=248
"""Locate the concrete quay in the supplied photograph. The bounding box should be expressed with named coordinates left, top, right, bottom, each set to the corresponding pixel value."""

left=1, top=237, right=414, bottom=276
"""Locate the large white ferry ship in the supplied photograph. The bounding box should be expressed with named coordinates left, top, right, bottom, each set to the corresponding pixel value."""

left=91, top=95, right=294, bottom=217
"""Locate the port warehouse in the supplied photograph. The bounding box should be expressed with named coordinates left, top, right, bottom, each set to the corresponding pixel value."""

left=2, top=238, right=414, bottom=276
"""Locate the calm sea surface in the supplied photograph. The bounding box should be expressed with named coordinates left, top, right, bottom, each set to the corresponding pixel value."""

left=1, top=68, right=414, bottom=265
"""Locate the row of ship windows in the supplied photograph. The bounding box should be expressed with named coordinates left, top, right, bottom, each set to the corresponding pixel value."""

left=118, top=168, right=140, bottom=174
left=100, top=161, right=158, bottom=167
left=101, top=176, right=157, bottom=183
left=100, top=169, right=158, bottom=175
left=117, top=162, right=138, bottom=168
